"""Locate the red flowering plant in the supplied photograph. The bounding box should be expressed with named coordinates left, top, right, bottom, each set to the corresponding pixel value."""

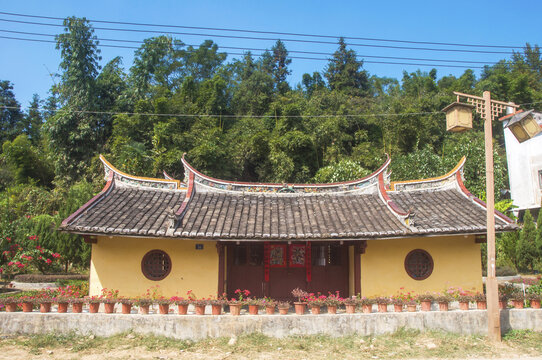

left=100, top=288, right=120, bottom=304
left=306, top=292, right=327, bottom=307
left=391, top=287, right=416, bottom=305
left=184, top=290, right=211, bottom=306
left=229, top=289, right=251, bottom=305
left=0, top=235, right=61, bottom=277
left=325, top=291, right=343, bottom=307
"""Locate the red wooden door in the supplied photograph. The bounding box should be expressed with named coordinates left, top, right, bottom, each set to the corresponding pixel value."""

left=226, top=243, right=265, bottom=299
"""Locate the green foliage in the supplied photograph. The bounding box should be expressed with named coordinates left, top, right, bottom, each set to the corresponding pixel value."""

left=0, top=80, right=24, bottom=145
left=312, top=159, right=370, bottom=183
left=2, top=135, right=54, bottom=187
left=517, top=211, right=538, bottom=272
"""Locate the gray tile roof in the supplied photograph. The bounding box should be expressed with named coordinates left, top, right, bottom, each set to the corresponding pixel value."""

left=60, top=156, right=517, bottom=240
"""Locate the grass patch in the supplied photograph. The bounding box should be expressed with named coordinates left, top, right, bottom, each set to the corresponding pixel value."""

left=3, top=330, right=542, bottom=358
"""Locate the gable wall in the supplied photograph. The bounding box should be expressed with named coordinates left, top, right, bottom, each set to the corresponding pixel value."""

left=360, top=235, right=482, bottom=297
left=89, top=236, right=219, bottom=298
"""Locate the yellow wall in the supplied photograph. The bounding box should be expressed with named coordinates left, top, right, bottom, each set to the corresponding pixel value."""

left=89, top=236, right=219, bottom=298
left=360, top=235, right=482, bottom=297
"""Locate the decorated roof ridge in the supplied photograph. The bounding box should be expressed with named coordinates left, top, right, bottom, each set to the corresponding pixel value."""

left=180, top=153, right=391, bottom=193
left=100, top=155, right=185, bottom=190
left=499, top=109, right=524, bottom=121
left=454, top=171, right=516, bottom=225
left=174, top=171, right=195, bottom=218
left=389, top=156, right=466, bottom=192
left=377, top=171, right=412, bottom=228
left=61, top=171, right=115, bottom=228
left=163, top=170, right=185, bottom=185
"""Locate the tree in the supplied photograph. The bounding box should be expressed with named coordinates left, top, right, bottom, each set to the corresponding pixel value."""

left=324, top=38, right=369, bottom=96
left=269, top=40, right=292, bottom=94
left=0, top=80, right=24, bottom=144
left=312, top=159, right=370, bottom=183
left=2, top=135, right=54, bottom=187
left=46, top=17, right=104, bottom=181
left=24, top=94, right=43, bottom=143
left=516, top=210, right=537, bottom=272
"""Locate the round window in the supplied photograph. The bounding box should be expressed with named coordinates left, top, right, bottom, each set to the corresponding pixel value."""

left=141, top=249, right=172, bottom=281
left=404, top=249, right=433, bottom=280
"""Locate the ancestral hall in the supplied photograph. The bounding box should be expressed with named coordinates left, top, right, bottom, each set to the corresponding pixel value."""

left=61, top=155, right=516, bottom=299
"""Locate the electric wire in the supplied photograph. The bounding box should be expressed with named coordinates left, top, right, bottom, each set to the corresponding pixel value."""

left=0, top=29, right=499, bottom=65
left=0, top=10, right=526, bottom=49
left=0, top=35, right=487, bottom=69
left=0, top=17, right=518, bottom=55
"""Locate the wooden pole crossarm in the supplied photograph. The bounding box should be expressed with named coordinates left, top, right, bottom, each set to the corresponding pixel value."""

left=453, top=91, right=520, bottom=109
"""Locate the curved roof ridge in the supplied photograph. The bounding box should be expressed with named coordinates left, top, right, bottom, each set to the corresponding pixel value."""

left=454, top=171, right=515, bottom=225
left=100, top=155, right=183, bottom=190
left=181, top=153, right=390, bottom=193
left=389, top=156, right=466, bottom=192
left=60, top=171, right=115, bottom=228
left=377, top=172, right=413, bottom=228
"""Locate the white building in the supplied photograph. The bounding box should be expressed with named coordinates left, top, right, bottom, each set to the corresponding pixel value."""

left=502, top=110, right=542, bottom=221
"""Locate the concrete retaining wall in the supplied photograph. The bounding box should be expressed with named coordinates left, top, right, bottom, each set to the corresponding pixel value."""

left=1, top=310, right=542, bottom=340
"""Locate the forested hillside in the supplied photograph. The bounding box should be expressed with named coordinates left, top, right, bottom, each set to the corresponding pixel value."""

left=1, top=17, right=542, bottom=272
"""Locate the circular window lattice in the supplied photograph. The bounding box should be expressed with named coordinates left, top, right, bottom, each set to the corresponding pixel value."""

left=141, top=250, right=172, bottom=281
left=404, top=249, right=433, bottom=280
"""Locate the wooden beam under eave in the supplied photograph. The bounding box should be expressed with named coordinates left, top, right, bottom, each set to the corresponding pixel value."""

left=83, top=235, right=97, bottom=244
left=216, top=242, right=225, bottom=296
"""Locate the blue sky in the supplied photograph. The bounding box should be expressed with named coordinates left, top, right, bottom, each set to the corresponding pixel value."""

left=1, top=0, right=541, bottom=107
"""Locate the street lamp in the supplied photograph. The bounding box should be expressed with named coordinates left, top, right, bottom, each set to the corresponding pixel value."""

left=443, top=91, right=519, bottom=342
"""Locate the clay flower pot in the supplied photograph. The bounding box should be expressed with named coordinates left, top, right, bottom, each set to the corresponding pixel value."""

left=278, top=307, right=289, bottom=315
left=459, top=301, right=470, bottom=311
left=195, top=305, right=206, bottom=315
left=104, top=303, right=115, bottom=314
left=158, top=304, right=170, bottom=314
left=476, top=301, right=487, bottom=310
left=265, top=305, right=275, bottom=315
left=212, top=304, right=222, bottom=315
left=377, top=303, right=388, bottom=313
left=420, top=300, right=431, bottom=311
left=530, top=299, right=541, bottom=309
left=89, top=302, right=100, bottom=313
left=57, top=302, right=69, bottom=313
left=438, top=302, right=449, bottom=312
left=121, top=303, right=132, bottom=314
left=5, top=303, right=17, bottom=312
left=40, top=302, right=52, bottom=313
left=177, top=304, right=188, bottom=315
left=72, top=302, right=83, bottom=313
left=310, top=305, right=321, bottom=315
left=229, top=303, right=242, bottom=316
left=361, top=304, right=371, bottom=314
left=139, top=304, right=150, bottom=314
left=294, top=302, right=307, bottom=315
left=22, top=302, right=33, bottom=313
left=407, top=304, right=417, bottom=312
left=513, top=300, right=524, bottom=309
left=393, top=304, right=403, bottom=312
left=327, top=305, right=337, bottom=314
left=499, top=300, right=507, bottom=310
left=248, top=305, right=259, bottom=315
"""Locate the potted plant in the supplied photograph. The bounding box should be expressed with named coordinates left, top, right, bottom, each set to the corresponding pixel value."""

left=262, top=298, right=277, bottom=315
left=344, top=296, right=360, bottom=314
left=374, top=297, right=390, bottom=313
left=277, top=301, right=290, bottom=315
left=457, top=294, right=472, bottom=311
left=291, top=288, right=309, bottom=315
left=86, top=296, right=101, bottom=313
left=0, top=297, right=18, bottom=312
left=100, top=288, right=119, bottom=314
left=474, top=292, right=486, bottom=310
left=435, top=294, right=451, bottom=312
left=119, top=298, right=134, bottom=314
left=20, top=296, right=34, bottom=312
left=325, top=292, right=342, bottom=314
left=209, top=297, right=225, bottom=315
left=391, top=298, right=404, bottom=312
left=228, top=289, right=250, bottom=315
left=56, top=295, right=71, bottom=313
left=306, top=293, right=326, bottom=314
left=526, top=293, right=541, bottom=309
left=133, top=297, right=152, bottom=314
left=498, top=294, right=509, bottom=310
left=359, top=297, right=372, bottom=314
left=406, top=300, right=417, bottom=312
left=172, top=296, right=190, bottom=315
left=511, top=293, right=525, bottom=309
left=35, top=295, right=52, bottom=313
left=246, top=297, right=262, bottom=315
left=70, top=297, right=84, bottom=313
left=416, top=293, right=433, bottom=312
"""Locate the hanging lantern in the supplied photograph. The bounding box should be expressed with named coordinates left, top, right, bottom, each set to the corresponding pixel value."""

left=505, top=110, right=541, bottom=143
left=442, top=102, right=474, bottom=132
